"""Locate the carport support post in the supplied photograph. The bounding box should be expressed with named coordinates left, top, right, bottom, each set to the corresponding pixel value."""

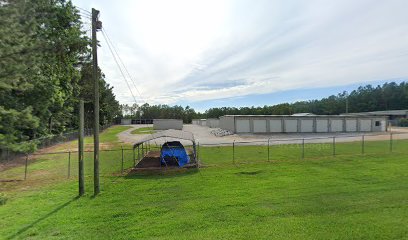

left=267, top=138, right=270, bottom=162
left=332, top=136, right=336, bottom=156
left=362, top=135, right=365, bottom=154
left=302, top=138, right=305, bottom=159
left=389, top=133, right=393, bottom=152
left=78, top=99, right=85, bottom=196
left=137, top=146, right=140, bottom=161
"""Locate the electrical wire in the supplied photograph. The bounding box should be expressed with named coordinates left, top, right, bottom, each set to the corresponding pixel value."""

left=101, top=30, right=138, bottom=104
left=101, top=28, right=145, bottom=104
left=77, top=6, right=91, bottom=14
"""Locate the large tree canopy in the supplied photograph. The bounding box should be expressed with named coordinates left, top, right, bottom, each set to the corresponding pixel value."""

left=0, top=0, right=121, bottom=151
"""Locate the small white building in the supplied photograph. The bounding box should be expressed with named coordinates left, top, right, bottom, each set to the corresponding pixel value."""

left=153, top=119, right=183, bottom=130
left=121, top=119, right=132, bottom=125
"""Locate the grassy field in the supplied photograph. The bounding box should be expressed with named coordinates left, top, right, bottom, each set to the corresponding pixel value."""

left=131, top=127, right=155, bottom=135
left=1, top=126, right=408, bottom=239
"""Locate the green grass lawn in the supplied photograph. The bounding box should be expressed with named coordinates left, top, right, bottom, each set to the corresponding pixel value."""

left=1, top=126, right=408, bottom=239
left=131, top=127, right=155, bottom=135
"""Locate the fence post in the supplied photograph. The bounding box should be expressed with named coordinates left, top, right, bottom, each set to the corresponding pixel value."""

left=197, top=142, right=200, bottom=163
left=389, top=133, right=393, bottom=152
left=78, top=99, right=85, bottom=196
left=267, top=138, right=270, bottom=162
left=232, top=140, right=235, bottom=165
left=121, top=146, right=124, bottom=174
left=24, top=154, right=28, bottom=180
left=68, top=151, right=71, bottom=179
left=133, top=147, right=136, bottom=167
left=302, top=138, right=305, bottom=159
left=362, top=135, right=365, bottom=154
left=332, top=136, right=336, bottom=156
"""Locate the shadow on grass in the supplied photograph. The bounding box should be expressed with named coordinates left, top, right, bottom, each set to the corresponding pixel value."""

left=6, top=196, right=79, bottom=240
left=124, top=168, right=200, bottom=179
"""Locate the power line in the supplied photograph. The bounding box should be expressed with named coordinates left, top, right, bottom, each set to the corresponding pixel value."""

left=101, top=28, right=145, bottom=104
left=77, top=6, right=91, bottom=14
left=101, top=30, right=138, bottom=104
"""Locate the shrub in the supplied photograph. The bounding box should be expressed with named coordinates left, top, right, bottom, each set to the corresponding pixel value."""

left=398, top=118, right=408, bottom=127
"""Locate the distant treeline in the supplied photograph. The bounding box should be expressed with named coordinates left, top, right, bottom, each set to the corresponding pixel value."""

left=122, top=82, right=408, bottom=122
left=204, top=82, right=408, bottom=118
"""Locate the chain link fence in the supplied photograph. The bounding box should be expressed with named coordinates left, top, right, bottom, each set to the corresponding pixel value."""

left=1, top=132, right=408, bottom=184
left=0, top=124, right=113, bottom=163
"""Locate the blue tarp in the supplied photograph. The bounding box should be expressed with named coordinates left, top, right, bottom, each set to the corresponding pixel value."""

left=160, top=141, right=190, bottom=167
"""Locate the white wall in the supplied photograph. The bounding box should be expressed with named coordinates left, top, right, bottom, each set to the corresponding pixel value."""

left=153, top=119, right=183, bottom=130
left=316, top=119, right=328, bottom=132
left=253, top=120, right=267, bottom=133
left=331, top=119, right=343, bottom=132
left=121, top=119, right=131, bottom=125
left=300, top=119, right=314, bottom=132
left=269, top=119, right=282, bottom=132
left=360, top=119, right=371, bottom=131
left=219, top=116, right=235, bottom=132
left=284, top=119, right=298, bottom=132
left=346, top=119, right=357, bottom=132
left=236, top=119, right=250, bottom=133
left=206, top=119, right=220, bottom=128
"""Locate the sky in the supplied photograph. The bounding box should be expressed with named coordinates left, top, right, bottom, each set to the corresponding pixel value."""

left=73, top=0, right=408, bottom=112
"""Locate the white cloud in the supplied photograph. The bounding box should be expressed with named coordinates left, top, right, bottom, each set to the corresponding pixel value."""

left=73, top=0, right=408, bottom=106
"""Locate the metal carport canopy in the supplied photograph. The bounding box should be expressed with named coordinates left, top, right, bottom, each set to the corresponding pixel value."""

left=132, top=129, right=195, bottom=148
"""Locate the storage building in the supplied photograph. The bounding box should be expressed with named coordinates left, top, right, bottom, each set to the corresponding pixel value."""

left=206, top=118, right=220, bottom=128
left=153, top=119, right=183, bottom=130
left=219, top=115, right=388, bottom=134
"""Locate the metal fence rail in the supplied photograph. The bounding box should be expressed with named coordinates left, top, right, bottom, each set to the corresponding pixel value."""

left=0, top=124, right=113, bottom=162
left=1, top=132, right=407, bottom=183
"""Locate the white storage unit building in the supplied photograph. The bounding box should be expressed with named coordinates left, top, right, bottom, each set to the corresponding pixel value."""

left=206, top=118, right=220, bottom=128
left=219, top=115, right=388, bottom=134
left=153, top=119, right=183, bottom=130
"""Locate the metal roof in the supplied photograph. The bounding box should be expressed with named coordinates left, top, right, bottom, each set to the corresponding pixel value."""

left=132, top=129, right=195, bottom=148
left=222, top=114, right=386, bottom=118
left=345, top=110, right=408, bottom=116
left=291, top=113, right=316, bottom=116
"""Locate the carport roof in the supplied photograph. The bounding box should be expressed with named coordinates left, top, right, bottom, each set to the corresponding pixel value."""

left=132, top=129, right=195, bottom=148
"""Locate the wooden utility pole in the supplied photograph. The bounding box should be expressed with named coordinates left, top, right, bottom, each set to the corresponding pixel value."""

left=78, top=100, right=85, bottom=196
left=92, top=8, right=102, bottom=195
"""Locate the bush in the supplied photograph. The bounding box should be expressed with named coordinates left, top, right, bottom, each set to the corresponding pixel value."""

left=398, top=118, right=408, bottom=127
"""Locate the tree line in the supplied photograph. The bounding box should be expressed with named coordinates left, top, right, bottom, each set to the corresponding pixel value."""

left=0, top=0, right=121, bottom=152
left=121, top=81, right=408, bottom=123
left=203, top=82, right=408, bottom=118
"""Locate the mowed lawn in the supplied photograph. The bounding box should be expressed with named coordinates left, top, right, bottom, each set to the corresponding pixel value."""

left=1, top=126, right=408, bottom=239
